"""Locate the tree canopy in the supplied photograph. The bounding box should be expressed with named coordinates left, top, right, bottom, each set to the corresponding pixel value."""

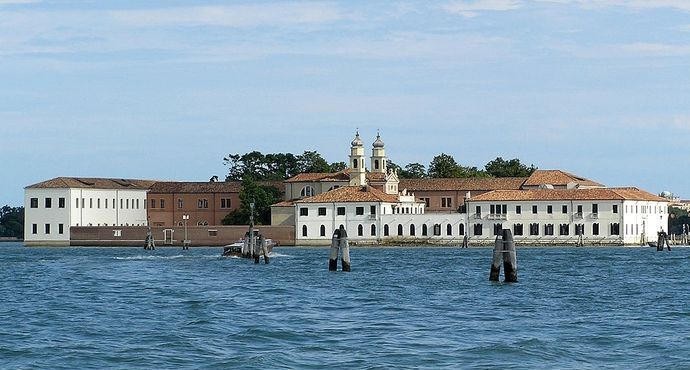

left=221, top=177, right=282, bottom=225
left=224, top=150, right=344, bottom=181
left=0, top=205, right=24, bottom=238
left=485, top=157, right=537, bottom=177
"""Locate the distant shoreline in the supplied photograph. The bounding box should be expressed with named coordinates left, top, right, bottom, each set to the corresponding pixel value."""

left=0, top=237, right=23, bottom=242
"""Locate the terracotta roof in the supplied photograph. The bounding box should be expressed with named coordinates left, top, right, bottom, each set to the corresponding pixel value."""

left=149, top=181, right=243, bottom=193
left=285, top=170, right=350, bottom=183
left=296, top=185, right=399, bottom=203
left=399, top=177, right=527, bottom=191
left=26, top=177, right=157, bottom=190
left=467, top=188, right=668, bottom=202
left=367, top=172, right=387, bottom=183
left=523, top=170, right=604, bottom=187
left=271, top=200, right=295, bottom=207
left=149, top=180, right=282, bottom=194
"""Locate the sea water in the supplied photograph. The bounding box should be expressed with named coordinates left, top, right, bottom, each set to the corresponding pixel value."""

left=1, top=243, right=689, bottom=369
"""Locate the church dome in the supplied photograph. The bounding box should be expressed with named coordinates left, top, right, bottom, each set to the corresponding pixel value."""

left=373, top=133, right=384, bottom=148
left=351, top=131, right=363, bottom=147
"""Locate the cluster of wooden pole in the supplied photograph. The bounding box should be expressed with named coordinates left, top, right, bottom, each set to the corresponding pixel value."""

left=239, top=226, right=269, bottom=263
left=329, top=226, right=351, bottom=272
left=144, top=226, right=155, bottom=250
left=489, top=229, right=517, bottom=282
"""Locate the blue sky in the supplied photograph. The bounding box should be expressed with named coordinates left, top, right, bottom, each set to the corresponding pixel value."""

left=2, top=0, right=689, bottom=206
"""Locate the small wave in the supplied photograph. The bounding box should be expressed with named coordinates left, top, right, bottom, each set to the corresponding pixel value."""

left=269, top=252, right=291, bottom=258
left=113, top=255, right=188, bottom=260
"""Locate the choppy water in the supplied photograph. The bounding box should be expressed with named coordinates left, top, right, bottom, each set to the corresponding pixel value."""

left=1, top=243, right=689, bottom=369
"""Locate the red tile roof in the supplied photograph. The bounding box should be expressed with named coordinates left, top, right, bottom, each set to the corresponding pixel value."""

left=523, top=170, right=604, bottom=187
left=399, top=177, right=527, bottom=191
left=26, top=177, right=157, bottom=190
left=149, top=181, right=282, bottom=194
left=296, top=185, right=399, bottom=203
left=285, top=170, right=350, bottom=183
left=271, top=200, right=296, bottom=207
left=468, top=187, right=668, bottom=202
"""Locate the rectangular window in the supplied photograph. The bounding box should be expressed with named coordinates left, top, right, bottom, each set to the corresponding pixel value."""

left=516, top=205, right=521, bottom=214
left=473, top=223, right=483, bottom=236
left=197, top=199, right=208, bottom=208
left=58, top=224, right=64, bottom=234
left=208, top=230, right=218, bottom=237
left=575, top=224, right=584, bottom=236
left=30, top=198, right=39, bottom=208
left=220, top=198, right=232, bottom=209
left=611, top=223, right=620, bottom=235
left=593, top=223, right=599, bottom=235
left=97, top=198, right=101, bottom=209
left=532, top=205, right=537, bottom=214
left=58, top=197, right=65, bottom=208
left=120, top=199, right=123, bottom=209
left=136, top=199, right=140, bottom=209
left=45, top=198, right=52, bottom=208
left=356, top=207, right=364, bottom=215
left=441, top=197, right=453, bottom=208
left=493, top=223, right=502, bottom=236
left=90, top=198, right=93, bottom=208
left=300, top=208, right=308, bottom=216
left=318, top=207, right=327, bottom=216
left=370, top=205, right=376, bottom=215
left=151, top=199, right=156, bottom=209
left=544, top=224, right=554, bottom=236
left=421, top=197, right=430, bottom=207
left=577, top=205, right=583, bottom=214
left=490, top=204, right=495, bottom=214
left=562, top=205, right=567, bottom=214
left=45, top=224, right=50, bottom=234
left=475, top=205, right=481, bottom=215
left=613, top=205, right=618, bottom=214
left=529, top=223, right=539, bottom=236
left=513, top=223, right=523, bottom=236
left=76, top=198, right=79, bottom=208
left=337, top=207, right=346, bottom=216
left=178, top=198, right=184, bottom=209
left=592, top=204, right=598, bottom=214
left=113, top=230, right=122, bottom=237
left=160, top=199, right=165, bottom=209
left=82, top=198, right=85, bottom=208
left=105, top=199, right=108, bottom=209
left=32, top=224, right=37, bottom=234
left=547, top=205, right=553, bottom=214
left=126, top=199, right=129, bottom=209
left=559, top=224, right=569, bottom=236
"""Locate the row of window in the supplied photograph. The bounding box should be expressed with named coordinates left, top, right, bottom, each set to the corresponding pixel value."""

left=31, top=223, right=65, bottom=235
left=72, top=198, right=144, bottom=210
left=29, top=197, right=66, bottom=209
left=149, top=198, right=232, bottom=209
left=300, top=206, right=377, bottom=217
left=418, top=197, right=454, bottom=208
left=300, top=222, right=626, bottom=238
left=479, top=203, right=607, bottom=215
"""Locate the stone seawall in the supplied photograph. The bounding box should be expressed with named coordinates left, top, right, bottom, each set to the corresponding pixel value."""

left=70, top=225, right=296, bottom=247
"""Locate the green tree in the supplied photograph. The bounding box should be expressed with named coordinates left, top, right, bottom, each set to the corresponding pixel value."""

left=221, top=177, right=281, bottom=225
left=264, top=153, right=299, bottom=180
left=224, top=151, right=268, bottom=181
left=485, top=157, right=537, bottom=177
left=428, top=153, right=463, bottom=178
left=387, top=160, right=402, bottom=175
left=668, top=206, right=690, bottom=235
left=0, top=205, right=24, bottom=238
left=329, top=161, right=347, bottom=172
left=296, top=151, right=331, bottom=173
left=400, top=162, right=427, bottom=179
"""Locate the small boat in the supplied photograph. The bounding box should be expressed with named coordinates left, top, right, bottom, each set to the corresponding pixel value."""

left=222, top=229, right=276, bottom=257
left=647, top=242, right=658, bottom=248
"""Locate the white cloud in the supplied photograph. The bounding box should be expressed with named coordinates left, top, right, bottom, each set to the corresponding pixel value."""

left=442, top=0, right=522, bottom=17
left=110, top=3, right=347, bottom=28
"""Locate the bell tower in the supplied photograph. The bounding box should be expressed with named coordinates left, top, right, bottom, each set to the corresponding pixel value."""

left=349, top=130, right=366, bottom=187
left=370, top=131, right=387, bottom=174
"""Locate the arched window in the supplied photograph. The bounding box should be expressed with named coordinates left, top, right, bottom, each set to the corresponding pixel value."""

left=197, top=220, right=208, bottom=226
left=320, top=225, right=326, bottom=237
left=339, top=224, right=345, bottom=230
left=371, top=224, right=376, bottom=236
left=447, top=224, right=453, bottom=236
left=177, top=221, right=183, bottom=226
left=353, top=159, right=358, bottom=168
left=300, top=186, right=315, bottom=197
left=398, top=224, right=403, bottom=236
left=384, top=224, right=390, bottom=236
left=302, top=225, right=308, bottom=237
left=410, top=224, right=416, bottom=236
left=459, top=224, right=465, bottom=235
left=358, top=224, right=363, bottom=236
left=422, top=224, right=428, bottom=236
left=374, top=159, right=380, bottom=170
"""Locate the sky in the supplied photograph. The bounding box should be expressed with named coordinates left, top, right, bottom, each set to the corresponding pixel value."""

left=2, top=0, right=689, bottom=206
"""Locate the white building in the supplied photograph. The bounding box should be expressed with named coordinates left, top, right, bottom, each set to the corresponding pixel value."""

left=24, top=177, right=155, bottom=246
left=465, top=188, right=669, bottom=245
left=288, top=132, right=669, bottom=246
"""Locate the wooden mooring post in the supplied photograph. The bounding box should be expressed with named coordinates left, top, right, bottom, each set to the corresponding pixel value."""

left=329, top=226, right=351, bottom=272
left=657, top=231, right=671, bottom=251
left=254, top=235, right=270, bottom=264
left=489, top=229, right=517, bottom=282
